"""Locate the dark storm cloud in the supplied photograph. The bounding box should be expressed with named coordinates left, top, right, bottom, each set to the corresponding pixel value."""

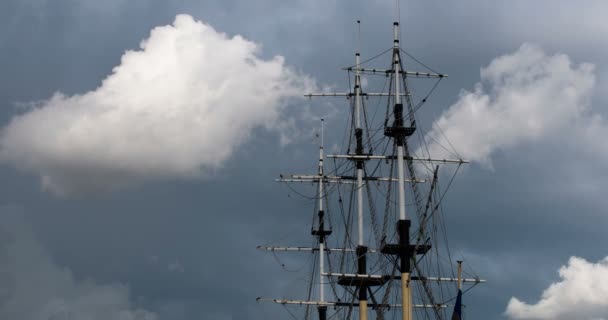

left=1, top=1, right=608, bottom=320
left=0, top=207, right=157, bottom=319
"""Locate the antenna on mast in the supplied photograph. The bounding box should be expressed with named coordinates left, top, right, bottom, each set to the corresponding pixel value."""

left=357, top=20, right=361, bottom=56
left=321, top=118, right=324, bottom=149
left=396, top=0, right=401, bottom=28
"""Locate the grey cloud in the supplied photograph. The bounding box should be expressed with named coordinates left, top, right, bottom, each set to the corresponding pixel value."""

left=419, top=43, right=595, bottom=164
left=0, top=208, right=157, bottom=320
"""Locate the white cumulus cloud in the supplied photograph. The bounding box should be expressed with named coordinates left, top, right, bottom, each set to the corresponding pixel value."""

left=505, top=256, right=608, bottom=320
left=418, top=44, right=595, bottom=164
left=0, top=14, right=313, bottom=195
left=0, top=209, right=157, bottom=320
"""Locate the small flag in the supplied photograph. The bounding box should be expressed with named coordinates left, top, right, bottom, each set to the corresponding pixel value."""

left=451, top=289, right=462, bottom=320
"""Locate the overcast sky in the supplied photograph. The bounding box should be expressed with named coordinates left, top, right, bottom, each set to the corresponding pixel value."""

left=1, top=1, right=608, bottom=320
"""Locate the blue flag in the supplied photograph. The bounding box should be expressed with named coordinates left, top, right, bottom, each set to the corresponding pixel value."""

left=451, top=289, right=462, bottom=320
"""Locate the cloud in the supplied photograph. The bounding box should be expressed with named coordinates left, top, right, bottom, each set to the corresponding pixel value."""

left=0, top=14, right=313, bottom=195
left=505, top=256, right=608, bottom=320
left=0, top=209, right=157, bottom=320
left=167, top=261, right=184, bottom=274
left=417, top=44, right=595, bottom=165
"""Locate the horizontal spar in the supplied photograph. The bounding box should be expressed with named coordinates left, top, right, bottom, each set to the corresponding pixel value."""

left=256, top=298, right=446, bottom=308
left=322, top=272, right=485, bottom=284
left=411, top=276, right=486, bottom=283
left=276, top=179, right=354, bottom=184
left=343, top=67, right=448, bottom=78
left=327, top=154, right=469, bottom=164
left=285, top=174, right=425, bottom=183
left=304, top=92, right=411, bottom=97
left=256, top=246, right=378, bottom=253
left=323, top=272, right=383, bottom=279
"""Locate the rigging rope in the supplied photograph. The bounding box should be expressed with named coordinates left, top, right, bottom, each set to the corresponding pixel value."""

left=344, top=47, right=394, bottom=69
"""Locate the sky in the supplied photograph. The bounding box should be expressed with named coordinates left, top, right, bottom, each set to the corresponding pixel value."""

left=1, top=1, right=608, bottom=319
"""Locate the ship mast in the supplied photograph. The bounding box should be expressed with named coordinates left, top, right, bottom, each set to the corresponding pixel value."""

left=314, top=119, right=330, bottom=320
left=353, top=19, right=370, bottom=320
left=256, top=12, right=487, bottom=320
left=393, top=21, right=412, bottom=320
